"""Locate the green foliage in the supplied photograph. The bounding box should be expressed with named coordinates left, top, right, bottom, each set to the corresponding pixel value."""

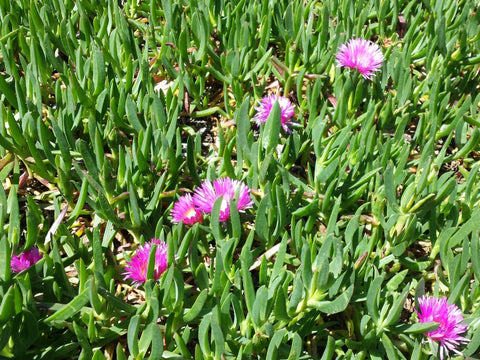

left=1, top=0, right=480, bottom=358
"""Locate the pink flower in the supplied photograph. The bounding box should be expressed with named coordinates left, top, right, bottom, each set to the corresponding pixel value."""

left=193, top=178, right=253, bottom=222
left=11, top=247, right=42, bottom=273
left=171, top=193, right=203, bottom=225
left=336, top=38, right=384, bottom=80
left=253, top=94, right=296, bottom=133
left=123, top=239, right=168, bottom=287
left=416, top=295, right=470, bottom=360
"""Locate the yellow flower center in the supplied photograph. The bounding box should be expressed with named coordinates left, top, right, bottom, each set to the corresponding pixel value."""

left=185, top=207, right=197, bottom=219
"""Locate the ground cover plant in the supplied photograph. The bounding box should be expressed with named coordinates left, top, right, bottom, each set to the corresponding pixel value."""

left=1, top=0, right=480, bottom=359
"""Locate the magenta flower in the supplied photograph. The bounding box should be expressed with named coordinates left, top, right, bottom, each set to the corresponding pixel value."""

left=123, top=239, right=168, bottom=287
left=253, top=94, right=296, bottom=133
left=171, top=193, right=203, bottom=225
left=336, top=38, right=385, bottom=80
left=11, top=247, right=42, bottom=273
left=416, top=295, right=470, bottom=360
left=193, top=178, right=253, bottom=222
